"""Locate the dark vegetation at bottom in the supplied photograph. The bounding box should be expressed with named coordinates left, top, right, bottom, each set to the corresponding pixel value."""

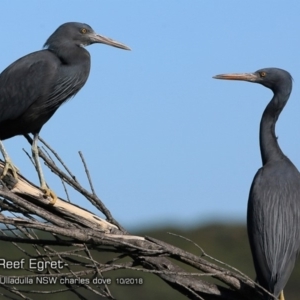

left=0, top=223, right=299, bottom=300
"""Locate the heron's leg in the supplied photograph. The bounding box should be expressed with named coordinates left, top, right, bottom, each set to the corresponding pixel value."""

left=32, top=134, right=57, bottom=205
left=279, top=291, right=284, bottom=300
left=0, top=140, right=19, bottom=179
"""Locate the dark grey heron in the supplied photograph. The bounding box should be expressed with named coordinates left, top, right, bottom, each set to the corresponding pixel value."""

left=214, top=68, right=300, bottom=300
left=0, top=22, right=130, bottom=204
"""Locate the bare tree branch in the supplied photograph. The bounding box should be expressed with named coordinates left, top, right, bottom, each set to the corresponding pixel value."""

left=0, top=141, right=274, bottom=300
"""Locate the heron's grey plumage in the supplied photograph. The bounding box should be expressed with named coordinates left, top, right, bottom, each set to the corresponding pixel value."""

left=0, top=22, right=129, bottom=204
left=214, top=68, right=300, bottom=299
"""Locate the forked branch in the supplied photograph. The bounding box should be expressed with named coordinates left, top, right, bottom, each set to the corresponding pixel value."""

left=0, top=140, right=272, bottom=300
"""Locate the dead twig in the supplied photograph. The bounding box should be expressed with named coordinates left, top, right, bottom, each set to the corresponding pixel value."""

left=0, top=140, right=270, bottom=300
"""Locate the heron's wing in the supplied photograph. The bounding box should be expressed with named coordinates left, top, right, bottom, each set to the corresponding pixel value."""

left=0, top=50, right=59, bottom=122
left=42, top=67, right=87, bottom=111
left=247, top=161, right=300, bottom=295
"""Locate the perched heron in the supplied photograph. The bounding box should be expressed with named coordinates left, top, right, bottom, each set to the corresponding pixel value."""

left=0, top=22, right=130, bottom=204
left=214, top=68, right=300, bottom=300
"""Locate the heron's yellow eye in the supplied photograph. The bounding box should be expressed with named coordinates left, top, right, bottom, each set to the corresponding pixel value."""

left=260, top=71, right=266, bottom=77
left=81, top=28, right=87, bottom=34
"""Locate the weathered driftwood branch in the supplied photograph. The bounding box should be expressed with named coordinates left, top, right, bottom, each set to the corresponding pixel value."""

left=0, top=141, right=274, bottom=300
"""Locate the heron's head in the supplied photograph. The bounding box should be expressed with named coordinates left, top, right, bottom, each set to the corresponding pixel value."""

left=44, top=22, right=130, bottom=51
left=213, top=68, right=292, bottom=95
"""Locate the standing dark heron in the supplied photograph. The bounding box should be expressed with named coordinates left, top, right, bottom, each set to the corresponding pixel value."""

left=213, top=68, right=300, bottom=300
left=0, top=22, right=130, bottom=204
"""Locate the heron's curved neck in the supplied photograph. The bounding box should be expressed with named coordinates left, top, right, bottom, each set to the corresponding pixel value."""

left=259, top=92, right=289, bottom=165
left=49, top=43, right=90, bottom=66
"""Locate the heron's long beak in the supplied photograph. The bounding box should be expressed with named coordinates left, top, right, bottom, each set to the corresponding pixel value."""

left=91, top=32, right=130, bottom=50
left=213, top=73, right=258, bottom=82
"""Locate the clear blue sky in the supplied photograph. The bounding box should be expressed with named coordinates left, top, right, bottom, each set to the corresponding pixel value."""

left=1, top=1, right=300, bottom=230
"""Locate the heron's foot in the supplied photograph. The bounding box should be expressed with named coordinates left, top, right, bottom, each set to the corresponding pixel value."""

left=1, top=161, right=19, bottom=180
left=42, top=188, right=57, bottom=205
left=279, top=291, right=284, bottom=300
